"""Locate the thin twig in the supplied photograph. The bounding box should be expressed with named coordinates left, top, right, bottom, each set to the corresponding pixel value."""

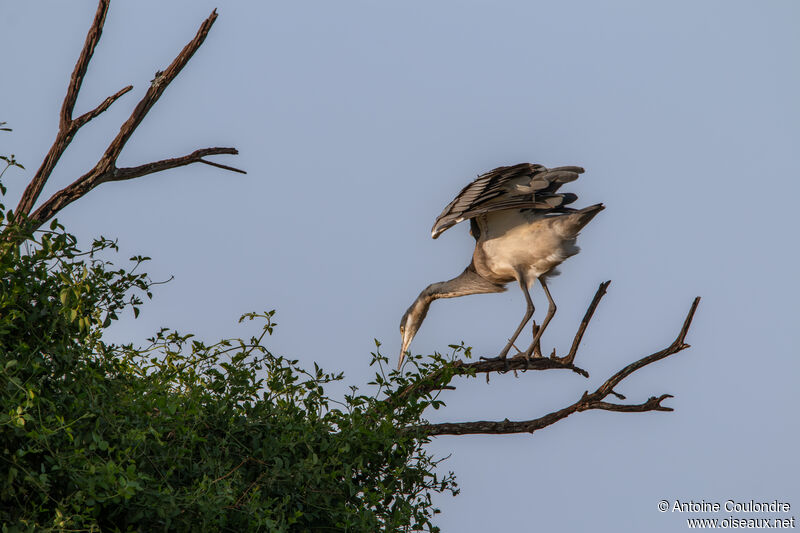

left=210, top=456, right=266, bottom=485
left=198, top=159, right=248, bottom=174
left=111, top=148, right=244, bottom=181
left=594, top=296, right=699, bottom=398
left=73, top=85, right=133, bottom=128
left=555, top=280, right=610, bottom=365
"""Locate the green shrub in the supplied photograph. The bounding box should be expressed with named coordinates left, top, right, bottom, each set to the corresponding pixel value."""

left=0, top=174, right=457, bottom=532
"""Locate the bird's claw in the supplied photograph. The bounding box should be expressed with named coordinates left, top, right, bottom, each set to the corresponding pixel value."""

left=479, top=354, right=510, bottom=372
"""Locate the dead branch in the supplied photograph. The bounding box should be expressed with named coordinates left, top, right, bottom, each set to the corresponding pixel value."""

left=12, top=1, right=243, bottom=232
left=418, top=296, right=700, bottom=436
left=29, top=147, right=242, bottom=224
left=394, top=356, right=587, bottom=406
left=16, top=0, right=114, bottom=219
left=555, top=279, right=610, bottom=365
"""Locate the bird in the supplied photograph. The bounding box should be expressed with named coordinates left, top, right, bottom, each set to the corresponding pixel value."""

left=397, top=162, right=603, bottom=370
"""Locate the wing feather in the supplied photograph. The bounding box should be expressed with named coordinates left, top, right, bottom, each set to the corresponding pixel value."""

left=431, top=163, right=587, bottom=238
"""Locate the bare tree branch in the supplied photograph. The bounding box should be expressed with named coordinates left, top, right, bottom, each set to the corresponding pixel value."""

left=16, top=0, right=113, bottom=219
left=393, top=356, right=587, bottom=406
left=594, top=295, right=699, bottom=398
left=12, top=2, right=242, bottom=233
left=96, top=9, right=219, bottom=170
left=60, top=0, right=110, bottom=128
left=418, top=296, right=700, bottom=436
left=28, top=148, right=244, bottom=224
left=556, top=280, right=610, bottom=365
left=109, top=148, right=245, bottom=182
left=73, top=85, right=133, bottom=129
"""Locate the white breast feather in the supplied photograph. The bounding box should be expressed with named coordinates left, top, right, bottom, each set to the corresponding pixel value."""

left=480, top=211, right=582, bottom=284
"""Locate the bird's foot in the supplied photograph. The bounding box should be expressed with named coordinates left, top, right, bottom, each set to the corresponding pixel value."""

left=479, top=353, right=510, bottom=372
left=520, top=351, right=533, bottom=371
left=481, top=340, right=514, bottom=363
left=479, top=353, right=509, bottom=363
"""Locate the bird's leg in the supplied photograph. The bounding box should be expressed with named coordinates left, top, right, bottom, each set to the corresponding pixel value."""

left=487, top=275, right=534, bottom=362
left=525, top=277, right=556, bottom=358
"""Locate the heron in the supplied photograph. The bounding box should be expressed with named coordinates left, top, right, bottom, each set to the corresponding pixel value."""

left=398, top=162, right=603, bottom=370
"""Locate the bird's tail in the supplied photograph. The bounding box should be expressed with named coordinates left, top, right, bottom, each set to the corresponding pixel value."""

left=577, top=203, right=605, bottom=220
left=555, top=203, right=605, bottom=238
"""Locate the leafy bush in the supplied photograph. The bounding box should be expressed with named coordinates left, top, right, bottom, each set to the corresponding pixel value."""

left=0, top=171, right=458, bottom=532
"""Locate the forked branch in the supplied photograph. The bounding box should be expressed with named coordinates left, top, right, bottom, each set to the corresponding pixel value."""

left=16, top=0, right=114, bottom=218
left=12, top=1, right=243, bottom=233
left=419, top=296, right=700, bottom=436
left=29, top=148, right=242, bottom=224
left=73, top=85, right=133, bottom=129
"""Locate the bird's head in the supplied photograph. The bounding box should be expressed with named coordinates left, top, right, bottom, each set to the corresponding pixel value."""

left=398, top=293, right=433, bottom=370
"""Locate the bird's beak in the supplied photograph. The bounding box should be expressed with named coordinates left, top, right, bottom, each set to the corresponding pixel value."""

left=398, top=335, right=412, bottom=370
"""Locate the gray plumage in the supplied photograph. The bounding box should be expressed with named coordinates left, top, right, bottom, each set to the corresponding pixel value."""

left=398, top=162, right=604, bottom=369
left=431, top=163, right=585, bottom=239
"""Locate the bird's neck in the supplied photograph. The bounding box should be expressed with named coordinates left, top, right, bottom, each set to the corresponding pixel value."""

left=423, top=276, right=467, bottom=301
left=423, top=265, right=505, bottom=300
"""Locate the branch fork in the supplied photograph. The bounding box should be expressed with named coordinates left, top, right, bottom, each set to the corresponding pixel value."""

left=11, top=1, right=244, bottom=232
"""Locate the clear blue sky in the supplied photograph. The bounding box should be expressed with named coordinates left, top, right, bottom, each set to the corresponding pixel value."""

left=3, top=1, right=798, bottom=531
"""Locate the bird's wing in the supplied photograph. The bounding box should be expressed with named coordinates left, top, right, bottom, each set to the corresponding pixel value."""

left=431, top=163, right=585, bottom=238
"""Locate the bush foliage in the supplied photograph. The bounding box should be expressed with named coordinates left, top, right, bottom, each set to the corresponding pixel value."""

left=0, top=162, right=458, bottom=531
